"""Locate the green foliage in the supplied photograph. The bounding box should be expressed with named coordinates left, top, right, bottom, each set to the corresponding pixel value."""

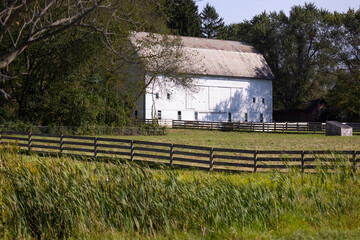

left=224, top=4, right=360, bottom=120
left=226, top=4, right=332, bottom=109
left=162, top=0, right=202, bottom=37
left=2, top=30, right=123, bottom=127
left=1, top=150, right=360, bottom=239
left=0, top=0, right=174, bottom=127
left=200, top=3, right=226, bottom=39
left=326, top=9, right=360, bottom=121
left=0, top=120, right=166, bottom=136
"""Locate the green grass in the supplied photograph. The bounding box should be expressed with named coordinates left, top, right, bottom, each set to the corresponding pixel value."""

left=111, top=129, right=360, bottom=150
left=1, top=148, right=360, bottom=239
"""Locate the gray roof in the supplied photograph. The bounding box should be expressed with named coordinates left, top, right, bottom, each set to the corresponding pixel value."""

left=130, top=32, right=274, bottom=80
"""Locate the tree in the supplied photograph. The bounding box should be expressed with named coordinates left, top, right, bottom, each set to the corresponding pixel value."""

left=200, top=3, right=225, bottom=39
left=327, top=9, right=360, bottom=121
left=162, top=0, right=202, bottom=37
left=225, top=4, right=333, bottom=110
left=0, top=0, right=195, bottom=126
left=128, top=32, right=195, bottom=100
left=1, top=30, right=102, bottom=125
left=0, top=0, right=105, bottom=70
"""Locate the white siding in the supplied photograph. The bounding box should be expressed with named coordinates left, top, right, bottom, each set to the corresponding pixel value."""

left=139, top=74, right=273, bottom=122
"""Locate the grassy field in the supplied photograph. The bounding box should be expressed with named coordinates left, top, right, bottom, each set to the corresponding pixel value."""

left=1, top=147, right=360, bottom=239
left=1, top=130, right=360, bottom=239
left=114, top=129, right=360, bottom=150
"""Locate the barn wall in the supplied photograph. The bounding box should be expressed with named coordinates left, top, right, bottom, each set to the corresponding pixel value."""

left=142, top=75, right=273, bottom=122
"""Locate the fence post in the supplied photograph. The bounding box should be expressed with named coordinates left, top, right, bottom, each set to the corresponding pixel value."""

left=0, top=130, right=2, bottom=168
left=274, top=122, right=277, bottom=132
left=353, top=151, right=357, bottom=173
left=254, top=150, right=258, bottom=173
left=286, top=122, right=288, bottom=132
left=170, top=144, right=174, bottom=166
left=94, top=137, right=98, bottom=158
left=209, top=148, right=214, bottom=171
left=301, top=151, right=305, bottom=173
left=28, top=132, right=32, bottom=151
left=130, top=140, right=134, bottom=162
left=263, top=122, right=265, bottom=132
left=0, top=131, right=1, bottom=169
left=297, top=123, right=299, bottom=133
left=60, top=134, right=64, bottom=154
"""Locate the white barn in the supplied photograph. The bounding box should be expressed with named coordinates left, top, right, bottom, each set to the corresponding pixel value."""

left=131, top=32, right=274, bottom=122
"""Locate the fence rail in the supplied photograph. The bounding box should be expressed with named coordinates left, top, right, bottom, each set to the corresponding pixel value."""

left=1, top=131, right=359, bottom=173
left=172, top=120, right=360, bottom=134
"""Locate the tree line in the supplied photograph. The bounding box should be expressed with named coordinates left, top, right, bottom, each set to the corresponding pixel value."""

left=0, top=0, right=359, bottom=128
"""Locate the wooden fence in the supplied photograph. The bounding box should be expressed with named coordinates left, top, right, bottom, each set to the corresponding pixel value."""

left=1, top=131, right=359, bottom=173
left=172, top=121, right=360, bottom=134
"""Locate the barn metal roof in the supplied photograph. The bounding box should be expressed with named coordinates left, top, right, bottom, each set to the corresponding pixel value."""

left=130, top=32, right=274, bottom=80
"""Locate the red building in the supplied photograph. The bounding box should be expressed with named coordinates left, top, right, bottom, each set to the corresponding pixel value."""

left=273, top=99, right=327, bottom=122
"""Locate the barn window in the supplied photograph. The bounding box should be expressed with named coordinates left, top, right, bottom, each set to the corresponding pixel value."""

left=245, top=113, right=248, bottom=122
left=260, top=113, right=264, bottom=122
left=178, top=111, right=182, bottom=120
left=195, top=112, right=198, bottom=121
left=155, top=93, right=159, bottom=99
left=228, top=112, right=232, bottom=122
left=157, top=110, right=162, bottom=119
left=167, top=93, right=171, bottom=100
left=262, top=98, right=265, bottom=104
left=253, top=97, right=256, bottom=103
left=135, top=110, right=138, bottom=119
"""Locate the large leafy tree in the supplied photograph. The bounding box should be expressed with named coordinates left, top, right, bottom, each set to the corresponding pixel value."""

left=226, top=4, right=332, bottom=110
left=0, top=0, right=106, bottom=71
left=327, top=9, right=360, bottom=121
left=200, top=3, right=225, bottom=39
left=276, top=4, right=331, bottom=109
left=0, top=0, right=190, bottom=126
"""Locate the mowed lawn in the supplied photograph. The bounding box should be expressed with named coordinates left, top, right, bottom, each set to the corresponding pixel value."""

left=114, top=129, right=360, bottom=150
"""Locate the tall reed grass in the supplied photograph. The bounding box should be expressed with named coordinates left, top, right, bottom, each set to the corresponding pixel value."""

left=0, top=148, right=359, bottom=239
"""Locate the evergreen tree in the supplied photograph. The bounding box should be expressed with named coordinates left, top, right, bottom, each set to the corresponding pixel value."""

left=163, top=0, right=202, bottom=37
left=200, top=3, right=225, bottom=39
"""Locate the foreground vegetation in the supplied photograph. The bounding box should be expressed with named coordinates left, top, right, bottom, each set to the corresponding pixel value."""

left=1, top=148, right=360, bottom=239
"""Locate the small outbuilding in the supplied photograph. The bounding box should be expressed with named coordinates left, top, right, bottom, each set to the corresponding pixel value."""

left=273, top=99, right=327, bottom=122
left=326, top=121, right=353, bottom=136
left=131, top=32, right=274, bottom=122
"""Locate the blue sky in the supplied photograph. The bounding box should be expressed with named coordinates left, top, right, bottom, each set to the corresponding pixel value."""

left=195, top=0, right=360, bottom=24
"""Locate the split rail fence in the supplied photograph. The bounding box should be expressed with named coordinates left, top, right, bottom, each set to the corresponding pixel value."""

left=1, top=131, right=359, bottom=173
left=172, top=121, right=360, bottom=134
